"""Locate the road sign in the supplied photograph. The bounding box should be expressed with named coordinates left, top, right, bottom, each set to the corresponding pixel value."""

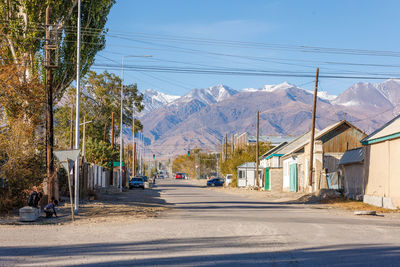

left=53, top=149, right=80, bottom=222
left=54, top=149, right=80, bottom=167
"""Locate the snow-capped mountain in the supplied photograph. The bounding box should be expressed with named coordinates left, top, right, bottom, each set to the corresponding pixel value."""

left=333, top=79, right=400, bottom=108
left=243, top=82, right=337, bottom=101
left=170, top=84, right=238, bottom=106
left=141, top=89, right=179, bottom=114
left=137, top=80, right=399, bottom=157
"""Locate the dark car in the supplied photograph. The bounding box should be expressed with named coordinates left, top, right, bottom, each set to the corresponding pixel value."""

left=207, top=177, right=224, bottom=187
left=129, top=177, right=145, bottom=189
left=175, top=173, right=184, bottom=179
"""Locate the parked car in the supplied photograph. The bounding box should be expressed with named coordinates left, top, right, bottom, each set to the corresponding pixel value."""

left=207, top=177, right=225, bottom=187
left=175, top=173, right=184, bottom=179
left=140, top=175, right=148, bottom=182
left=129, top=177, right=145, bottom=189
left=225, top=174, right=233, bottom=187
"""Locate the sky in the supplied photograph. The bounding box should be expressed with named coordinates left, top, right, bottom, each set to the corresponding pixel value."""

left=93, top=0, right=400, bottom=97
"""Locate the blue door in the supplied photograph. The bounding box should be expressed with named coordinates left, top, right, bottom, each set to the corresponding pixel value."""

left=289, top=163, right=298, bottom=192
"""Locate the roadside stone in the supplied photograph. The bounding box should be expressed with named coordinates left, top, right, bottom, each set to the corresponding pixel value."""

left=19, top=206, right=40, bottom=222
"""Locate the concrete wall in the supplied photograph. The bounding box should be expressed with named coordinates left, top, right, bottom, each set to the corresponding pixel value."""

left=364, top=138, right=400, bottom=209
left=341, top=163, right=364, bottom=200
left=269, top=168, right=283, bottom=192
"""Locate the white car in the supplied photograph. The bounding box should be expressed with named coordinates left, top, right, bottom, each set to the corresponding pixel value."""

left=225, top=174, right=233, bottom=187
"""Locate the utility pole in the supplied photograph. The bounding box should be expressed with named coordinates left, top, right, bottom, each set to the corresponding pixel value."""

left=45, top=5, right=55, bottom=201
left=133, top=141, right=137, bottom=176
left=221, top=136, right=225, bottom=161
left=82, top=116, right=86, bottom=159
left=308, top=67, right=320, bottom=188
left=225, top=133, right=228, bottom=160
left=255, top=111, right=260, bottom=188
left=81, top=118, right=92, bottom=159
left=69, top=106, right=74, bottom=149
left=132, top=104, right=135, bottom=178
left=132, top=126, right=135, bottom=177
left=111, top=112, right=115, bottom=147
left=74, top=0, right=81, bottom=214
left=231, top=134, right=234, bottom=154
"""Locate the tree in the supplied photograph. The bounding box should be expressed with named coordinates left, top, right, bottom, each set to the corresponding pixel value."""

left=220, top=143, right=271, bottom=187
left=54, top=71, right=144, bottom=171
left=0, top=0, right=115, bottom=99
left=0, top=62, right=45, bottom=211
left=81, top=71, right=144, bottom=142
left=84, top=137, right=118, bottom=168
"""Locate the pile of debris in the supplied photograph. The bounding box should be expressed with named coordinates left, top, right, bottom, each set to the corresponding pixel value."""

left=296, top=189, right=343, bottom=204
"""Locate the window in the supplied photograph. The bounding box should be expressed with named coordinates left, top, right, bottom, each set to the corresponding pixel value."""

left=238, top=170, right=244, bottom=179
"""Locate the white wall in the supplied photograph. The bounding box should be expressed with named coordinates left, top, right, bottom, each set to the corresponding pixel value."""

left=283, top=157, right=297, bottom=191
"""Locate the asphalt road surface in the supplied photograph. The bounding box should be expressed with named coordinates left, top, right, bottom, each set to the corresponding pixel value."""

left=1, top=179, right=400, bottom=266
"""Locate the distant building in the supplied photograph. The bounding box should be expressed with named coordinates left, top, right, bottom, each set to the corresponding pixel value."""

left=237, top=162, right=263, bottom=188
left=234, top=132, right=297, bottom=148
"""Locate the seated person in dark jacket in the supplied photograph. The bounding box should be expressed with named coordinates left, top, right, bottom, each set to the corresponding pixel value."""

left=27, top=186, right=40, bottom=208
left=44, top=199, right=58, bottom=218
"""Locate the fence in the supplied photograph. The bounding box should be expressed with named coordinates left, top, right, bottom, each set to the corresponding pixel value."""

left=79, top=162, right=121, bottom=197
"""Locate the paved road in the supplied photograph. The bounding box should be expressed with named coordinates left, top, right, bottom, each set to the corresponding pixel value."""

left=1, top=179, right=400, bottom=266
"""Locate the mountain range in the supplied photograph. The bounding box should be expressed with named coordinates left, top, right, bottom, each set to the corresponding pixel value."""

left=136, top=79, right=400, bottom=157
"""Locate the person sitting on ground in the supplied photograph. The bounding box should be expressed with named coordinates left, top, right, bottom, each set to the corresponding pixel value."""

left=27, top=186, right=40, bottom=208
left=44, top=199, right=58, bottom=218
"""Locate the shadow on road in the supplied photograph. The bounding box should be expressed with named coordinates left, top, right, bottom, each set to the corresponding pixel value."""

left=1, top=236, right=399, bottom=266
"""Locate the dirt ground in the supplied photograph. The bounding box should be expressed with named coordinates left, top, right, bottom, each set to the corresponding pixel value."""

left=0, top=186, right=168, bottom=225
left=188, top=179, right=400, bottom=215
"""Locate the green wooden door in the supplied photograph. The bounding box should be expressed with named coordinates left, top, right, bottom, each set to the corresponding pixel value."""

left=289, top=163, right=298, bottom=192
left=264, top=168, right=270, bottom=190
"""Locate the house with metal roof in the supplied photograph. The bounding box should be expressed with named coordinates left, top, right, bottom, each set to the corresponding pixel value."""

left=361, top=114, right=400, bottom=209
left=280, top=120, right=366, bottom=193
left=237, top=162, right=263, bottom=188
left=338, top=147, right=365, bottom=200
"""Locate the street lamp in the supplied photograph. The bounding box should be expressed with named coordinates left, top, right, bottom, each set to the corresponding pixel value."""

left=121, top=55, right=151, bottom=192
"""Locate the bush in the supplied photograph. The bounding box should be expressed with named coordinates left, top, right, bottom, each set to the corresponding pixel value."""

left=0, top=120, right=45, bottom=213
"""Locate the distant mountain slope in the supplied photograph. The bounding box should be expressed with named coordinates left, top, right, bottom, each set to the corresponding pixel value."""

left=137, top=80, right=400, bottom=157
left=141, top=89, right=179, bottom=115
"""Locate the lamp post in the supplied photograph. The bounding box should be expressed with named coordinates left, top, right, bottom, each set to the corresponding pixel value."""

left=121, top=55, right=151, bottom=191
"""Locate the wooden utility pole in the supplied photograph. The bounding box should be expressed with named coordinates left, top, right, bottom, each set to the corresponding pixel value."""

left=69, top=106, right=74, bottom=149
left=82, top=116, right=86, bottom=159
left=111, top=112, right=115, bottom=147
left=255, top=111, right=260, bottom=188
left=225, top=133, right=228, bottom=160
left=308, top=68, right=320, bottom=188
left=221, top=136, right=225, bottom=161
left=133, top=141, right=137, bottom=176
left=45, top=6, right=55, bottom=201
left=231, top=134, right=234, bottom=154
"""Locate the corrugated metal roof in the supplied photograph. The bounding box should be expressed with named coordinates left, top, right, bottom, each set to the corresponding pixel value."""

left=361, top=114, right=400, bottom=144
left=247, top=135, right=297, bottom=145
left=278, top=130, right=317, bottom=155
left=237, top=162, right=256, bottom=168
left=338, top=147, right=364, bottom=165
left=260, top=142, right=288, bottom=159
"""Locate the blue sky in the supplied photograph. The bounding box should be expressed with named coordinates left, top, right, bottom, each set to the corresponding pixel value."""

left=93, top=0, right=400, bottom=96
